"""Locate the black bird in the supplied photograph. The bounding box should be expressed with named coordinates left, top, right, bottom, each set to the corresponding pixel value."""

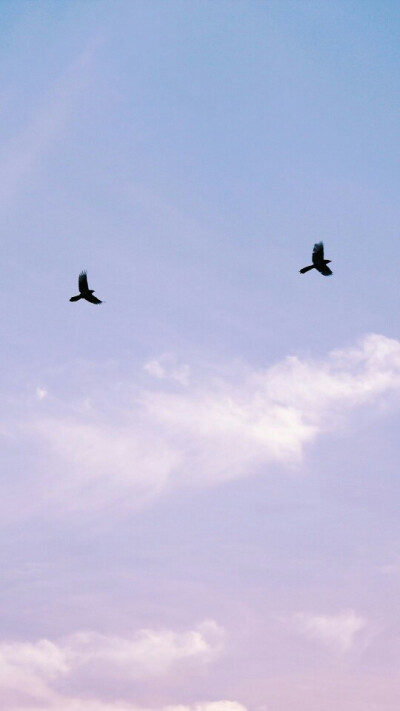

left=299, top=242, right=332, bottom=276
left=70, top=271, right=103, bottom=304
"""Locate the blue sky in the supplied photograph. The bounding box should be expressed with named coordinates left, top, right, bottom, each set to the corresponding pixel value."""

left=1, top=2, right=400, bottom=710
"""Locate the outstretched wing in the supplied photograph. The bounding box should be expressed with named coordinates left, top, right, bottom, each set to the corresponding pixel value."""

left=85, top=293, right=102, bottom=304
left=79, top=271, right=89, bottom=293
left=319, top=265, right=333, bottom=276
left=312, top=241, right=324, bottom=261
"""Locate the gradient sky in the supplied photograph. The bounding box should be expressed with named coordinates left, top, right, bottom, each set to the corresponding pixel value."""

left=1, top=2, right=400, bottom=710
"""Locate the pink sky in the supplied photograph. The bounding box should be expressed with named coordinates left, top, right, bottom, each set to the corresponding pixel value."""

left=1, top=1, right=400, bottom=709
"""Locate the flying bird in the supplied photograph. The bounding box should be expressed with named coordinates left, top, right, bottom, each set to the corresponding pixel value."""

left=70, top=271, right=103, bottom=304
left=299, top=242, right=332, bottom=276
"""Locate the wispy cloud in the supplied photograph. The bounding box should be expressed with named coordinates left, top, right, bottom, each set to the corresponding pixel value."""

left=0, top=39, right=98, bottom=212
left=0, top=621, right=226, bottom=709
left=291, top=610, right=367, bottom=652
left=13, top=701, right=247, bottom=711
left=6, top=333, right=400, bottom=517
left=144, top=354, right=190, bottom=386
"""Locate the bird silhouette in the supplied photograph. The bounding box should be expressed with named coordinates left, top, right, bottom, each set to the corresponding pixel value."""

left=299, top=242, right=332, bottom=276
left=70, top=271, right=103, bottom=304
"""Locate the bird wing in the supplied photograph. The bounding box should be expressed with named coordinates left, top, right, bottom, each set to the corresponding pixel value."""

left=85, top=293, right=102, bottom=304
left=319, top=265, right=333, bottom=276
left=79, top=271, right=89, bottom=293
left=312, top=241, right=324, bottom=262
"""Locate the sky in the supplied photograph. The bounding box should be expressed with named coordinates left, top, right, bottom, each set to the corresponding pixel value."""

left=1, top=1, right=400, bottom=709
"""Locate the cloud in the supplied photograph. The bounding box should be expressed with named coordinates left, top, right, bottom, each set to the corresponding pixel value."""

left=12, top=701, right=247, bottom=711
left=0, top=40, right=98, bottom=212
left=0, top=622, right=225, bottom=709
left=141, top=333, right=400, bottom=479
left=162, top=706, right=248, bottom=711
left=30, top=415, right=181, bottom=512
left=62, top=620, right=224, bottom=679
left=144, top=358, right=166, bottom=380
left=0, top=638, right=67, bottom=703
left=380, top=561, right=400, bottom=575
left=291, top=610, right=367, bottom=651
left=144, top=354, right=190, bottom=386
left=9, top=333, right=400, bottom=515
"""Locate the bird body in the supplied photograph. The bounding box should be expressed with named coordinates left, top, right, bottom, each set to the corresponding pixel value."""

left=300, top=242, right=332, bottom=276
left=70, top=271, right=103, bottom=304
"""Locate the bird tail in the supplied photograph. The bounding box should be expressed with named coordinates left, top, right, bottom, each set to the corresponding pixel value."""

left=69, top=294, right=82, bottom=302
left=299, top=265, right=314, bottom=274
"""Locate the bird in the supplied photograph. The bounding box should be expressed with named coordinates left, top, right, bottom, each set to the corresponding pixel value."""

left=299, top=241, right=332, bottom=276
left=69, top=271, right=103, bottom=304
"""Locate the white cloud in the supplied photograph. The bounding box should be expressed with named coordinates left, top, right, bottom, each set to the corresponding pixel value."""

left=31, top=416, right=181, bottom=512
left=13, top=701, right=247, bottom=711
left=144, top=358, right=166, bottom=379
left=62, top=620, right=224, bottom=678
left=141, top=334, right=400, bottom=477
left=0, top=638, right=68, bottom=702
left=144, top=354, right=190, bottom=386
left=12, top=333, right=400, bottom=513
left=169, top=706, right=248, bottom=711
left=292, top=610, right=367, bottom=651
left=0, top=622, right=225, bottom=709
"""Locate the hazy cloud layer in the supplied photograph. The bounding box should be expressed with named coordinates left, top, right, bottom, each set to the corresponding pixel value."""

left=2, top=4, right=400, bottom=710
left=0, top=622, right=227, bottom=709
left=7, top=333, right=400, bottom=516
left=0, top=41, right=98, bottom=212
left=291, top=610, right=367, bottom=651
left=13, top=702, right=247, bottom=711
left=144, top=354, right=191, bottom=386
